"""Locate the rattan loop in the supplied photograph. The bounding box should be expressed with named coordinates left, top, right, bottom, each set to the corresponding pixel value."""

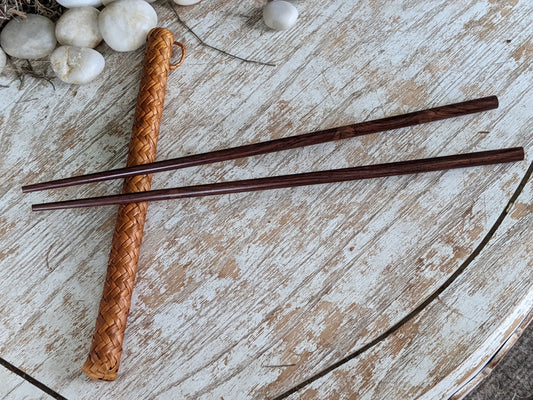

left=170, top=41, right=186, bottom=70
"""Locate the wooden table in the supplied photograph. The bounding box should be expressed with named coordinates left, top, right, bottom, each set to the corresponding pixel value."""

left=1, top=1, right=531, bottom=398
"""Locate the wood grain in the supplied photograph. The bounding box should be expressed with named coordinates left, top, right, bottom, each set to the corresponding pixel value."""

left=283, top=166, right=533, bottom=400
left=0, top=0, right=531, bottom=399
left=0, top=366, right=50, bottom=400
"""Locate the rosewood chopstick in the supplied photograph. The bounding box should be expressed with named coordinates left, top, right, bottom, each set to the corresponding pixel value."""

left=22, top=96, right=498, bottom=193
left=32, top=147, right=524, bottom=211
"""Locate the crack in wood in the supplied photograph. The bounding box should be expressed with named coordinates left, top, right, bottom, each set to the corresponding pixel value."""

left=0, top=357, right=68, bottom=400
left=1, top=167, right=530, bottom=400
left=271, top=160, right=533, bottom=400
left=169, top=2, right=277, bottom=67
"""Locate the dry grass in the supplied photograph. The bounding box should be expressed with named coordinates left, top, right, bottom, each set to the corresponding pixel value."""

left=1, top=0, right=63, bottom=27
left=0, top=1, right=62, bottom=88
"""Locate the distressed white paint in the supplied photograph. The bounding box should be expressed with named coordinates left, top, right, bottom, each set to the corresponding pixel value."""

left=0, top=0, right=531, bottom=399
left=0, top=366, right=48, bottom=400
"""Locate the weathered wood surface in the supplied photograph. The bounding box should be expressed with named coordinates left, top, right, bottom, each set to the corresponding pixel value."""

left=0, top=366, right=47, bottom=399
left=0, top=0, right=531, bottom=399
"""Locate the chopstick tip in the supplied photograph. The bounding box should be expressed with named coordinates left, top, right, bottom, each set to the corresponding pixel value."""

left=22, top=183, right=42, bottom=193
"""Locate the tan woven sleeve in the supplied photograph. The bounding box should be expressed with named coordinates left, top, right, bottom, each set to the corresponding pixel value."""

left=82, top=28, right=185, bottom=381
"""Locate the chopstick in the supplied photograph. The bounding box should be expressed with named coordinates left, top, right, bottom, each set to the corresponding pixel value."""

left=22, top=96, right=498, bottom=193
left=31, top=147, right=524, bottom=211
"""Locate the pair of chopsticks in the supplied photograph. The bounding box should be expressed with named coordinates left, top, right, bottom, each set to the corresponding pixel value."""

left=24, top=96, right=524, bottom=211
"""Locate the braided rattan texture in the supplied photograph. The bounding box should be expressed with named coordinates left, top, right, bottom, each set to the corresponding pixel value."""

left=82, top=28, right=182, bottom=381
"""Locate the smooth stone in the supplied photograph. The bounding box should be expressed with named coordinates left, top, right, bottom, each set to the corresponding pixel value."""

left=0, top=14, right=57, bottom=59
left=263, top=1, right=299, bottom=31
left=103, top=0, right=156, bottom=3
left=0, top=47, right=6, bottom=73
left=56, top=0, right=103, bottom=7
left=50, top=46, right=105, bottom=84
left=99, top=0, right=158, bottom=52
left=172, top=0, right=202, bottom=5
left=56, top=7, right=102, bottom=48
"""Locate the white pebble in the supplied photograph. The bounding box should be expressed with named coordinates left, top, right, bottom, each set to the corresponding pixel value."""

left=0, top=47, right=6, bottom=73
left=99, top=0, right=158, bottom=52
left=56, top=7, right=102, bottom=48
left=172, top=0, right=202, bottom=5
left=263, top=1, right=298, bottom=31
left=102, top=0, right=156, bottom=3
left=50, top=46, right=105, bottom=84
left=56, top=0, right=103, bottom=7
left=0, top=14, right=57, bottom=59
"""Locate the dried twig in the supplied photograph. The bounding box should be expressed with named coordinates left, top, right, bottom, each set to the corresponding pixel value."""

left=22, top=60, right=56, bottom=90
left=169, top=2, right=276, bottom=67
left=9, top=57, right=25, bottom=89
left=1, top=0, right=63, bottom=27
left=9, top=58, right=55, bottom=90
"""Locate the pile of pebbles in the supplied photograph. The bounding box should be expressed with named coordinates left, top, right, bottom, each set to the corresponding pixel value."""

left=0, top=0, right=298, bottom=85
